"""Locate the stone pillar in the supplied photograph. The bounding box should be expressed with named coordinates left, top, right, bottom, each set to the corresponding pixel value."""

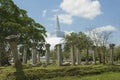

left=56, top=44, right=62, bottom=66
left=5, top=35, right=22, bottom=69
left=86, top=46, right=89, bottom=64
left=45, top=44, right=50, bottom=65
left=76, top=45, right=81, bottom=65
left=0, top=46, right=1, bottom=66
left=92, top=45, right=96, bottom=64
left=23, top=44, right=27, bottom=64
left=52, top=51, right=56, bottom=64
left=70, top=42, right=75, bottom=65
left=109, top=44, right=115, bottom=65
left=37, top=51, right=41, bottom=63
left=32, top=43, right=37, bottom=65
left=102, top=46, right=106, bottom=64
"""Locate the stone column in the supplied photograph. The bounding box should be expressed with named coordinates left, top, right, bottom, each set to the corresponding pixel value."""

left=32, top=43, right=37, bottom=65
left=23, top=44, right=27, bottom=64
left=92, top=45, right=96, bottom=64
left=70, top=42, right=75, bottom=65
left=76, top=45, right=81, bottom=65
left=0, top=46, right=1, bottom=66
left=86, top=46, right=89, bottom=64
left=52, top=51, right=56, bottom=64
left=102, top=46, right=106, bottom=64
left=45, top=44, right=50, bottom=65
left=5, top=35, right=22, bottom=69
left=37, top=51, right=41, bottom=63
left=56, top=44, right=62, bottom=66
left=109, top=44, right=115, bottom=65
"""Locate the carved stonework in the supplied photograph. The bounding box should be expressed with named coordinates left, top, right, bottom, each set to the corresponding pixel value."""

left=109, top=44, right=115, bottom=49
left=5, top=35, right=17, bottom=42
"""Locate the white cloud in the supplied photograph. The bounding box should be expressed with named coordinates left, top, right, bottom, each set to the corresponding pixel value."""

left=60, top=0, right=102, bottom=19
left=58, top=14, right=73, bottom=25
left=91, top=25, right=116, bottom=33
left=42, top=10, right=47, bottom=17
left=85, top=25, right=117, bottom=40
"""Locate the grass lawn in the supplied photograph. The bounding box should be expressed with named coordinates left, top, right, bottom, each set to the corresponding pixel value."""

left=0, top=64, right=120, bottom=80
left=49, top=72, right=120, bottom=80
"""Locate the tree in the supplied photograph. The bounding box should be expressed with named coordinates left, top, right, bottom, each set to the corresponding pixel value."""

left=87, top=27, right=113, bottom=64
left=64, top=32, right=93, bottom=64
left=0, top=0, right=46, bottom=67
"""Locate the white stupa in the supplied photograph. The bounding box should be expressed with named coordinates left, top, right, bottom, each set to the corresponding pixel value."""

left=51, top=16, right=65, bottom=38
left=46, top=16, right=65, bottom=50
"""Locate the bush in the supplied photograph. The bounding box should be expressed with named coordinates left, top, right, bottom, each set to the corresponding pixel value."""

left=1, top=65, right=120, bottom=80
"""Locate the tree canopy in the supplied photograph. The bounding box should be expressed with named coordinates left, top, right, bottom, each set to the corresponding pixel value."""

left=0, top=0, right=46, bottom=44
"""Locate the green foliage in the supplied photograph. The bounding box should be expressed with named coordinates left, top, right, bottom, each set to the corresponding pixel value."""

left=0, top=0, right=46, bottom=66
left=63, top=32, right=94, bottom=61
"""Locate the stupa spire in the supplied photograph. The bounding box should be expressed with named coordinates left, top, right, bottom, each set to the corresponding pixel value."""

left=55, top=16, right=60, bottom=31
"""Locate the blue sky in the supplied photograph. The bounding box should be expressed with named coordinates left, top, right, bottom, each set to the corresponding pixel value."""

left=13, top=0, right=120, bottom=45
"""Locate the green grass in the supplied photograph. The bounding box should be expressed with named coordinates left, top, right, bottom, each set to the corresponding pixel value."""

left=49, top=72, right=120, bottom=80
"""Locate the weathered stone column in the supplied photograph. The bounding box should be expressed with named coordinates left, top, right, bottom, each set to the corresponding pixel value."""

left=70, top=42, right=75, bottom=65
left=92, top=45, right=96, bottom=64
left=56, top=44, right=62, bottom=66
left=76, top=45, right=81, bottom=65
left=37, top=51, right=41, bottom=63
left=0, top=46, right=2, bottom=66
left=32, top=43, right=37, bottom=65
left=102, top=46, right=106, bottom=64
left=45, top=44, right=51, bottom=65
left=5, top=35, right=22, bottom=69
left=23, top=44, right=27, bottom=64
left=52, top=51, right=56, bottom=64
left=85, top=46, right=89, bottom=64
left=109, top=44, right=115, bottom=65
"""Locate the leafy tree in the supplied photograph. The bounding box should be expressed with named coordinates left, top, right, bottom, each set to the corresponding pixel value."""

left=0, top=0, right=46, bottom=67
left=63, top=32, right=93, bottom=62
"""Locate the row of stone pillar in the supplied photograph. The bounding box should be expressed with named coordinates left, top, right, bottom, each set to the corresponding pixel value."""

left=31, top=43, right=115, bottom=66
left=5, top=34, right=115, bottom=67
left=56, top=43, right=115, bottom=65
